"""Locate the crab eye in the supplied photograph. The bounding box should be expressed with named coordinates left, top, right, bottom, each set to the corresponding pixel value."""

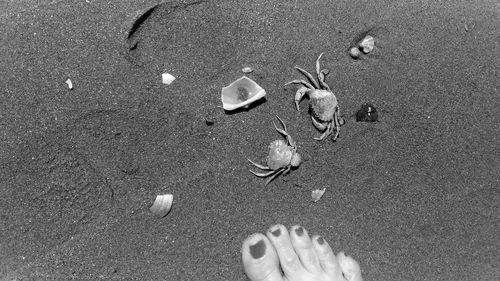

left=356, top=103, right=378, bottom=122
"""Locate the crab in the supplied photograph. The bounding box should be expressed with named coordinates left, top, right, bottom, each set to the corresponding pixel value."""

left=248, top=116, right=302, bottom=185
left=285, top=53, right=344, bottom=141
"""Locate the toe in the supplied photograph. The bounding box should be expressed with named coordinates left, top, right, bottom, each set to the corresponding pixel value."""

left=337, top=252, right=363, bottom=281
left=266, top=224, right=304, bottom=276
left=289, top=225, right=322, bottom=272
left=311, top=235, right=344, bottom=277
left=242, top=233, right=285, bottom=281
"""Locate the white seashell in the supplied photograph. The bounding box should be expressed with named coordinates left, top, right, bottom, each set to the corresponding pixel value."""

left=150, top=194, right=173, bottom=217
left=221, top=76, right=266, bottom=111
left=349, top=47, right=361, bottom=59
left=359, top=35, right=374, bottom=54
left=162, top=73, right=176, bottom=85
left=311, top=188, right=326, bottom=202
left=65, top=78, right=73, bottom=90
left=241, top=67, right=253, bottom=73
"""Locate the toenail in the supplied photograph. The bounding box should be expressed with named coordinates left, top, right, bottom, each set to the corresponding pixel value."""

left=249, top=239, right=266, bottom=259
left=270, top=228, right=281, bottom=237
left=295, top=226, right=304, bottom=236
left=317, top=236, right=325, bottom=245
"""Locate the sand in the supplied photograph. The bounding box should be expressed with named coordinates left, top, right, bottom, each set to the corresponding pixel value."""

left=0, top=0, right=499, bottom=280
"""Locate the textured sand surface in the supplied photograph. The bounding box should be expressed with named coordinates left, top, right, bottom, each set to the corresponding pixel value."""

left=1, top=0, right=499, bottom=280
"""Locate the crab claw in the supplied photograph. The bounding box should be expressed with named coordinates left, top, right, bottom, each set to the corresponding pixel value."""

left=294, top=86, right=309, bottom=111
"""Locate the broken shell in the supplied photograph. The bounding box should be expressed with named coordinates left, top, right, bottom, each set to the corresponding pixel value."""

left=221, top=76, right=266, bottom=111
left=242, top=67, right=253, bottom=73
left=150, top=194, right=173, bottom=217
left=359, top=35, right=374, bottom=54
left=65, top=78, right=73, bottom=90
left=311, top=188, right=326, bottom=202
left=162, top=73, right=176, bottom=85
left=349, top=47, right=361, bottom=59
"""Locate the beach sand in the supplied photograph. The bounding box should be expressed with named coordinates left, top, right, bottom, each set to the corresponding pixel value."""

left=0, top=0, right=498, bottom=280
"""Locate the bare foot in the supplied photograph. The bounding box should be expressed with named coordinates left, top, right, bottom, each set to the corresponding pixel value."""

left=241, top=224, right=362, bottom=281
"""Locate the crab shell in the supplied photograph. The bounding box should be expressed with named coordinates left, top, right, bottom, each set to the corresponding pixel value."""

left=266, top=139, right=302, bottom=170
left=309, top=89, right=338, bottom=122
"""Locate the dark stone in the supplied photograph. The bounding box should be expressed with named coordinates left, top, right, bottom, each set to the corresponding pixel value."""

left=356, top=103, right=378, bottom=122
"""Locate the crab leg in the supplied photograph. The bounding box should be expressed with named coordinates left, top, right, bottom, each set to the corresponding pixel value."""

left=265, top=167, right=286, bottom=185
left=332, top=110, right=341, bottom=140
left=284, top=79, right=314, bottom=90
left=315, top=53, right=323, bottom=80
left=282, top=165, right=291, bottom=175
left=314, top=123, right=332, bottom=141
left=273, top=115, right=297, bottom=147
left=315, top=53, right=330, bottom=90
left=250, top=169, right=278, bottom=178
left=318, top=70, right=331, bottom=91
left=295, top=66, right=320, bottom=89
left=311, top=116, right=327, bottom=131
left=248, top=159, right=272, bottom=170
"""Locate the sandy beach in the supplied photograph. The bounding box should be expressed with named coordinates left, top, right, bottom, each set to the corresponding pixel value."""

left=0, top=0, right=498, bottom=280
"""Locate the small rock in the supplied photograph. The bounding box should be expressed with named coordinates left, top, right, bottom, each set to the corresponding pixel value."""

left=356, top=103, right=378, bottom=122
left=349, top=47, right=361, bottom=59
left=205, top=118, right=215, bottom=126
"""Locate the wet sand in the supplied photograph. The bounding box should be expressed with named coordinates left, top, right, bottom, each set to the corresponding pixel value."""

left=0, top=0, right=499, bottom=280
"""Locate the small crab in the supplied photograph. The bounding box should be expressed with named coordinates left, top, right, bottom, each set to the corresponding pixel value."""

left=285, top=53, right=344, bottom=141
left=248, top=116, right=302, bottom=185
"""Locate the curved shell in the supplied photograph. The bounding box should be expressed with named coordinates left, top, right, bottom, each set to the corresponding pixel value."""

left=150, top=194, right=173, bottom=217
left=221, top=76, right=266, bottom=111
left=266, top=139, right=292, bottom=170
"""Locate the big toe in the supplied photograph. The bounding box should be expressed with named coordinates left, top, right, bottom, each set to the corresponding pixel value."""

left=242, top=233, right=284, bottom=281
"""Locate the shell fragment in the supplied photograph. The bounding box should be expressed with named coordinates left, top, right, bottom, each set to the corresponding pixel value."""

left=242, top=67, right=253, bottom=74
left=359, top=35, right=375, bottom=54
left=65, top=78, right=73, bottom=90
left=150, top=194, right=173, bottom=217
left=162, top=73, right=176, bottom=85
left=311, top=188, right=326, bottom=202
left=221, top=76, right=266, bottom=111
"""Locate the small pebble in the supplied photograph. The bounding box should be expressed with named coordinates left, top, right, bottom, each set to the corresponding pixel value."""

left=349, top=47, right=361, bottom=59
left=205, top=118, right=215, bottom=126
left=242, top=67, right=253, bottom=74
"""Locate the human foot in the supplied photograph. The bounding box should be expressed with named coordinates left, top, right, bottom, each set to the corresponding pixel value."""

left=241, top=224, right=362, bottom=281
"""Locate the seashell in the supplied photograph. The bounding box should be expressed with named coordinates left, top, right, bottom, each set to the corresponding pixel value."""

left=162, top=73, right=176, bottom=85
left=221, top=76, right=266, bottom=111
left=65, top=78, right=73, bottom=90
left=359, top=35, right=374, bottom=54
left=311, top=188, right=326, bottom=202
left=349, top=47, right=361, bottom=59
left=242, top=67, right=253, bottom=73
left=150, top=194, right=173, bottom=217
